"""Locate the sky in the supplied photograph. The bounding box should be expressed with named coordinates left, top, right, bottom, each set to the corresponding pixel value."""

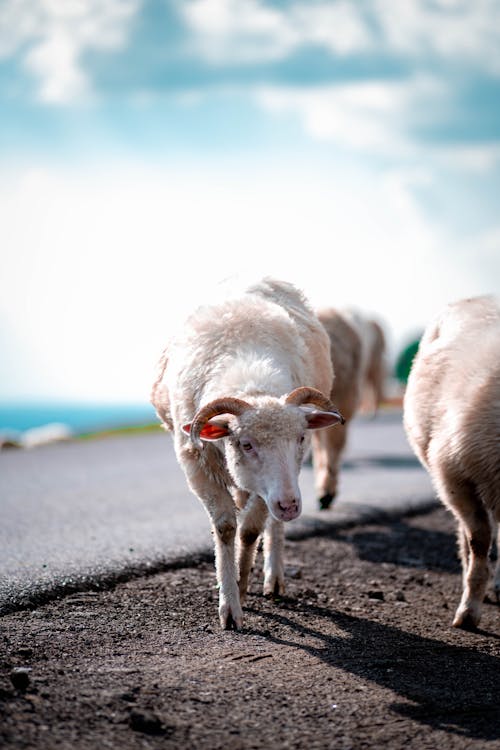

left=1, top=0, right=499, bottom=403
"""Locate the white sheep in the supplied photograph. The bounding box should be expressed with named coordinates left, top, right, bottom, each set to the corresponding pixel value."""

left=404, top=295, right=500, bottom=629
left=151, top=277, right=344, bottom=629
left=312, top=308, right=363, bottom=509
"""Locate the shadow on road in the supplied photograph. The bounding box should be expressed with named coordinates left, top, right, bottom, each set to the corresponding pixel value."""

left=243, top=517, right=500, bottom=741
left=246, top=603, right=500, bottom=741
left=333, top=520, right=460, bottom=573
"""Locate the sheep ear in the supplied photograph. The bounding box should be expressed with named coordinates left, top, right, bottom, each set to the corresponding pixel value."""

left=303, top=408, right=345, bottom=430
left=182, top=420, right=232, bottom=441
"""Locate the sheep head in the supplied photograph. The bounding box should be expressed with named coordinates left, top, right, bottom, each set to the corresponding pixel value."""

left=182, top=388, right=344, bottom=523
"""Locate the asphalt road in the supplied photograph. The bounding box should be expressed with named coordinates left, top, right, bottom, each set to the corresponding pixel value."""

left=0, top=411, right=435, bottom=614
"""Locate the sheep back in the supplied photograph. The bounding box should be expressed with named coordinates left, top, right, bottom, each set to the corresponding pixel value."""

left=404, top=294, right=500, bottom=515
left=152, top=276, right=334, bottom=438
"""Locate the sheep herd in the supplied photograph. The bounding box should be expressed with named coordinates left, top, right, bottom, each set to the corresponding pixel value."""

left=151, top=277, right=499, bottom=632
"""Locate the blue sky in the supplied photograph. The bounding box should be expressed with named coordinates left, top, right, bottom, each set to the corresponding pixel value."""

left=1, top=0, right=499, bottom=402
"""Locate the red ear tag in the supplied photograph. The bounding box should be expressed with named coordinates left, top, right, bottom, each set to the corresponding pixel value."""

left=199, top=423, right=231, bottom=440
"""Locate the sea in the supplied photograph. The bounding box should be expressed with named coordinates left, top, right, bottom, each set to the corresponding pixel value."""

left=0, top=401, right=158, bottom=440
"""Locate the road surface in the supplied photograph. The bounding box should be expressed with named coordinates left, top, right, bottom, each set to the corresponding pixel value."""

left=0, top=411, right=435, bottom=614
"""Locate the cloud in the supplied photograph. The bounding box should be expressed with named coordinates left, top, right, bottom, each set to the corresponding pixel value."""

left=0, top=0, right=140, bottom=103
left=256, top=76, right=446, bottom=154
left=182, top=0, right=294, bottom=62
left=374, top=0, right=500, bottom=75
left=254, top=76, right=500, bottom=176
left=435, top=143, right=500, bottom=174
left=3, top=0, right=500, bottom=110
left=0, top=0, right=43, bottom=58
left=182, top=0, right=500, bottom=74
left=181, top=0, right=372, bottom=63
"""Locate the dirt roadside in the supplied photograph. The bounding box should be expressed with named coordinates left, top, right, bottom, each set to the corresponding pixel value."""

left=1, top=505, right=499, bottom=750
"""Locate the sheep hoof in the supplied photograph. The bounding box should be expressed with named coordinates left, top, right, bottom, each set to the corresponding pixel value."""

left=452, top=608, right=480, bottom=630
left=263, top=577, right=285, bottom=598
left=224, top=613, right=238, bottom=631
left=221, top=611, right=243, bottom=630
left=219, top=601, right=243, bottom=631
left=318, top=493, right=334, bottom=510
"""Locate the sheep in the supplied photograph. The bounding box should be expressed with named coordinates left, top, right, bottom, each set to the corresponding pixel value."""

left=311, top=308, right=363, bottom=510
left=403, top=295, right=500, bottom=629
left=343, top=310, right=387, bottom=416
left=151, top=277, right=344, bottom=629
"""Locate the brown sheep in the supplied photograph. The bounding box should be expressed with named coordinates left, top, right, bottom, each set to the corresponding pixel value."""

left=312, top=308, right=363, bottom=509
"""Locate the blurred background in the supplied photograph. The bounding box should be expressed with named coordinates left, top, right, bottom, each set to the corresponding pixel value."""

left=1, top=0, right=499, bottom=443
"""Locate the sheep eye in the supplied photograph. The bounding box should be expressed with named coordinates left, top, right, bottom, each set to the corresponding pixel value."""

left=240, top=441, right=253, bottom=452
left=299, top=435, right=305, bottom=444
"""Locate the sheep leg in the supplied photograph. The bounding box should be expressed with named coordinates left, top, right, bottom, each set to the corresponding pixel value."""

left=438, top=475, right=493, bottom=629
left=263, top=517, right=285, bottom=597
left=237, top=494, right=268, bottom=603
left=454, top=513, right=492, bottom=629
left=457, top=524, right=470, bottom=589
left=311, top=426, right=346, bottom=510
left=366, top=362, right=385, bottom=415
left=211, top=505, right=243, bottom=630
left=185, top=460, right=242, bottom=629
